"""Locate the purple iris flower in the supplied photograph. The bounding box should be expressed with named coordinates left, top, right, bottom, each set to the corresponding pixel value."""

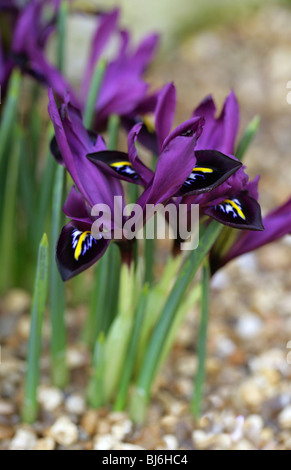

left=212, top=196, right=291, bottom=271
left=80, top=8, right=159, bottom=130
left=88, top=83, right=243, bottom=206
left=0, top=0, right=69, bottom=97
left=183, top=91, right=264, bottom=231
left=48, top=90, right=125, bottom=281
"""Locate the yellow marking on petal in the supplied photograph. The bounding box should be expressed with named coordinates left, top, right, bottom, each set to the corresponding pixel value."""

left=224, top=199, right=246, bottom=220
left=193, top=167, right=214, bottom=173
left=110, top=161, right=133, bottom=168
left=143, top=115, right=155, bottom=133
left=74, top=231, right=91, bottom=261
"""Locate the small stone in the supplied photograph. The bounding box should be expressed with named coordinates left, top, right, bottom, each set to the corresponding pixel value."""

left=66, top=346, right=87, bottom=369
left=93, top=433, right=117, bottom=450
left=239, top=381, right=264, bottom=409
left=33, top=437, right=56, bottom=451
left=9, top=428, right=37, bottom=450
left=49, top=416, right=78, bottom=447
left=231, top=439, right=256, bottom=451
left=115, top=443, right=145, bottom=450
left=192, top=430, right=215, bottom=450
left=278, top=406, right=291, bottom=430
left=213, top=434, right=232, bottom=450
left=0, top=399, right=15, bottom=416
left=65, top=395, right=86, bottom=415
left=17, top=315, right=31, bottom=340
left=38, top=386, right=63, bottom=412
left=244, top=415, right=264, bottom=442
left=96, top=419, right=111, bottom=435
left=162, top=434, right=178, bottom=450
left=111, top=419, right=132, bottom=440
left=0, top=424, right=14, bottom=441
left=4, top=289, right=31, bottom=313
left=81, top=410, right=99, bottom=436
left=235, top=314, right=263, bottom=339
left=160, top=415, right=178, bottom=434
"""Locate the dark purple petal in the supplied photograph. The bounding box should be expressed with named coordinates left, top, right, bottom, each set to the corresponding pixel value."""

left=63, top=187, right=92, bottom=224
left=162, top=116, right=204, bottom=151
left=82, top=9, right=119, bottom=95
left=155, top=82, right=176, bottom=153
left=223, top=196, right=291, bottom=264
left=87, top=150, right=142, bottom=184
left=204, top=191, right=264, bottom=231
left=127, top=123, right=154, bottom=185
left=176, top=149, right=242, bottom=196
left=127, top=33, right=159, bottom=75
left=193, top=91, right=239, bottom=154
left=48, top=90, right=124, bottom=209
left=56, top=221, right=110, bottom=281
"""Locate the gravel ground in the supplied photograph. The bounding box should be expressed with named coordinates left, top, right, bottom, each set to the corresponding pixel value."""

left=1, top=4, right=291, bottom=450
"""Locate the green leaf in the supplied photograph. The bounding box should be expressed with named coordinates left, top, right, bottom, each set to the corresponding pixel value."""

left=22, top=234, right=49, bottom=424
left=235, top=115, right=260, bottom=161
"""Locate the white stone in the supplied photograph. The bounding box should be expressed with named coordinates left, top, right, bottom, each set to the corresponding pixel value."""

left=278, top=406, right=291, bottom=430
left=65, top=395, right=86, bottom=415
left=49, top=416, right=78, bottom=446
left=235, top=314, right=263, bottom=339
left=9, top=428, right=37, bottom=450
left=38, top=386, right=63, bottom=411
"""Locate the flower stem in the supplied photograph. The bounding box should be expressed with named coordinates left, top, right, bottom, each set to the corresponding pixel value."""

left=83, top=59, right=106, bottom=129
left=0, top=69, right=21, bottom=169
left=130, top=220, right=222, bottom=423
left=22, top=234, right=49, bottom=424
left=107, top=114, right=120, bottom=150
left=87, top=333, right=106, bottom=408
left=191, top=259, right=210, bottom=418
left=49, top=165, right=68, bottom=388
left=0, top=127, right=21, bottom=292
left=114, top=284, right=149, bottom=411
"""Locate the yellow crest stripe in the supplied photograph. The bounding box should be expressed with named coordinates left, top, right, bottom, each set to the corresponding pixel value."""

left=110, top=161, right=133, bottom=168
left=224, top=199, right=246, bottom=220
left=193, top=167, right=214, bottom=173
left=74, top=231, right=91, bottom=261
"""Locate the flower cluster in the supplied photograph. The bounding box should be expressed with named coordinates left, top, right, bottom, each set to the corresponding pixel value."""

left=3, top=4, right=290, bottom=281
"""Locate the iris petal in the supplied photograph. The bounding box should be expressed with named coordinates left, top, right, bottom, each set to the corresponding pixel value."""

left=176, top=150, right=242, bottom=196
left=56, top=221, right=110, bottom=281
left=204, top=191, right=264, bottom=231
left=87, top=150, right=142, bottom=184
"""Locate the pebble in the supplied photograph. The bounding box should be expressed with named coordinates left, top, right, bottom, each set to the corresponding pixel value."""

left=81, top=410, right=99, bottom=436
left=235, top=314, right=263, bottom=339
left=49, top=416, right=78, bottom=447
left=192, top=430, right=215, bottom=450
left=33, top=437, right=56, bottom=451
left=115, top=443, right=145, bottom=451
left=9, top=428, right=37, bottom=450
left=160, top=415, right=178, bottom=434
left=38, top=386, right=63, bottom=412
left=0, top=400, right=15, bottom=416
left=111, top=419, right=132, bottom=440
left=65, top=395, right=86, bottom=415
left=162, top=434, right=178, bottom=450
left=4, top=289, right=31, bottom=313
left=231, top=439, right=256, bottom=450
left=66, top=347, right=87, bottom=369
left=238, top=381, right=264, bottom=409
left=93, top=433, right=117, bottom=450
left=0, top=424, right=14, bottom=441
left=278, top=406, right=291, bottom=430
